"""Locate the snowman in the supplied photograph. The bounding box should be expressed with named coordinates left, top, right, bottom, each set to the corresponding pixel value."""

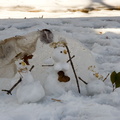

left=15, top=59, right=45, bottom=103
left=44, top=42, right=71, bottom=95
left=86, top=80, right=106, bottom=96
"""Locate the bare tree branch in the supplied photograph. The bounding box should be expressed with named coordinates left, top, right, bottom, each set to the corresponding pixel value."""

left=65, top=44, right=80, bottom=93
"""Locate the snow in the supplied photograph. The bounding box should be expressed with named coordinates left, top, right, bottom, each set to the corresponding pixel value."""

left=15, top=60, right=45, bottom=103
left=44, top=46, right=70, bottom=95
left=0, top=0, right=120, bottom=120
left=52, top=46, right=69, bottom=71
left=86, top=80, right=106, bottom=96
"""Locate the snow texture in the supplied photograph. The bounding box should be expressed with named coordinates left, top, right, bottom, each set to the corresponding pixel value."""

left=0, top=0, right=120, bottom=120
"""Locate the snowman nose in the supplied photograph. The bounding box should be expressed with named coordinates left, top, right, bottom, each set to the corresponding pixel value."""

left=63, top=50, right=67, bottom=54
left=21, top=61, right=26, bottom=66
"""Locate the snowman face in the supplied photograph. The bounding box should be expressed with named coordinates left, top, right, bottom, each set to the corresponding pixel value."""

left=15, top=59, right=27, bottom=71
left=52, top=47, right=68, bottom=62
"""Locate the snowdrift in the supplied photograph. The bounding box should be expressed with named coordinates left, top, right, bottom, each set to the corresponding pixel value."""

left=0, top=29, right=97, bottom=91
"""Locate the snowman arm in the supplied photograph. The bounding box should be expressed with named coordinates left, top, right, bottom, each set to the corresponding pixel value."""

left=2, top=77, right=22, bottom=95
left=29, top=65, right=35, bottom=72
left=78, top=77, right=88, bottom=85
left=103, top=73, right=110, bottom=82
left=42, top=64, right=54, bottom=67
left=65, top=45, right=80, bottom=93
left=67, top=55, right=75, bottom=63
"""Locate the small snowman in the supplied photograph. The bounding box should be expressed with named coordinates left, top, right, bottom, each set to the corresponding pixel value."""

left=15, top=59, right=45, bottom=103
left=44, top=41, right=70, bottom=95
left=86, top=80, right=106, bottom=96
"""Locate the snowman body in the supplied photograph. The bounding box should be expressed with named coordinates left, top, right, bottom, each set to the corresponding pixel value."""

left=44, top=46, right=70, bottom=95
left=53, top=46, right=69, bottom=72
left=15, top=60, right=45, bottom=103
left=86, top=80, right=106, bottom=96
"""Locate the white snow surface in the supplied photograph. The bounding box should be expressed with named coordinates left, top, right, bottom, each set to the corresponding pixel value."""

left=0, top=0, right=120, bottom=120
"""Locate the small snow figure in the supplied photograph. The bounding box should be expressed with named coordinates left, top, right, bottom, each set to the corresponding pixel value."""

left=86, top=80, right=106, bottom=96
left=53, top=46, right=70, bottom=72
left=15, top=60, right=45, bottom=103
left=44, top=43, right=70, bottom=95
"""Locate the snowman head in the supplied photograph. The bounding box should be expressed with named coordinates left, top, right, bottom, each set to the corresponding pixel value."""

left=52, top=47, right=68, bottom=63
left=15, top=59, right=28, bottom=72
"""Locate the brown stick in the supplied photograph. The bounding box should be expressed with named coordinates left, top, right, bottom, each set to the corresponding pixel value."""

left=2, top=78, right=22, bottom=95
left=112, top=84, right=115, bottom=92
left=29, top=65, right=34, bottom=72
left=51, top=98, right=62, bottom=102
left=65, top=45, right=80, bottom=93
left=78, top=77, right=88, bottom=85
left=42, top=64, right=54, bottom=67
left=103, top=73, right=110, bottom=82
left=67, top=55, right=75, bottom=63
left=2, top=65, right=35, bottom=95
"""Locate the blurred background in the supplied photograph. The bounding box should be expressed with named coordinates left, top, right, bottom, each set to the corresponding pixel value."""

left=0, top=0, right=120, bottom=18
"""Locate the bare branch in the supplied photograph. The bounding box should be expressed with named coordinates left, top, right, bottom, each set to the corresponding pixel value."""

left=65, top=44, right=80, bottom=93
left=2, top=77, right=22, bottom=95
left=78, top=77, right=88, bottom=85
left=67, top=55, right=75, bottom=63
left=42, top=64, right=54, bottom=67
left=29, top=65, right=34, bottom=72
left=103, top=73, right=110, bottom=82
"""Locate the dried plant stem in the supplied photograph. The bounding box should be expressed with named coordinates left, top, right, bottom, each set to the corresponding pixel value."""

left=112, top=84, right=115, bottom=91
left=42, top=64, right=54, bottom=67
left=65, top=45, right=80, bottom=93
left=2, top=78, right=22, bottom=95
left=29, top=65, right=34, bottom=72
left=78, top=77, right=88, bottom=85
left=103, top=73, right=110, bottom=82
left=67, top=55, right=75, bottom=63
left=2, top=65, right=34, bottom=95
left=51, top=98, right=62, bottom=102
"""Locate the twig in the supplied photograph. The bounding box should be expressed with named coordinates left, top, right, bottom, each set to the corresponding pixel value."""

left=65, top=44, right=80, bottom=93
left=51, top=98, right=62, bottom=102
left=67, top=55, right=75, bottom=63
left=2, top=78, right=22, bottom=95
left=2, top=65, right=34, bottom=95
left=103, top=73, right=110, bottom=82
left=42, top=64, right=54, bottom=67
left=112, top=84, right=115, bottom=92
left=29, top=65, right=34, bottom=72
left=78, top=77, right=88, bottom=85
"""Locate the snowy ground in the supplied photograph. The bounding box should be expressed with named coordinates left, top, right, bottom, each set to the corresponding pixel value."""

left=0, top=0, right=120, bottom=120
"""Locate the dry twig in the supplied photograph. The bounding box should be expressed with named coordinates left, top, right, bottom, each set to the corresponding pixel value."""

left=67, top=55, right=75, bottom=63
left=2, top=78, right=22, bottom=95
left=78, top=77, right=88, bottom=85
left=51, top=98, right=62, bottom=102
left=42, top=64, right=54, bottom=67
left=65, top=44, right=80, bottom=93
left=103, top=73, right=110, bottom=82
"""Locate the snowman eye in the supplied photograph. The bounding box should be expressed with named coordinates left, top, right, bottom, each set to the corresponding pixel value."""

left=19, top=63, right=21, bottom=65
left=60, top=51, right=62, bottom=53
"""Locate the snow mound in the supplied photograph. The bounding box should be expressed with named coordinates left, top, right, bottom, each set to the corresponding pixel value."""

left=0, top=30, right=98, bottom=94
left=86, top=80, right=106, bottom=96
